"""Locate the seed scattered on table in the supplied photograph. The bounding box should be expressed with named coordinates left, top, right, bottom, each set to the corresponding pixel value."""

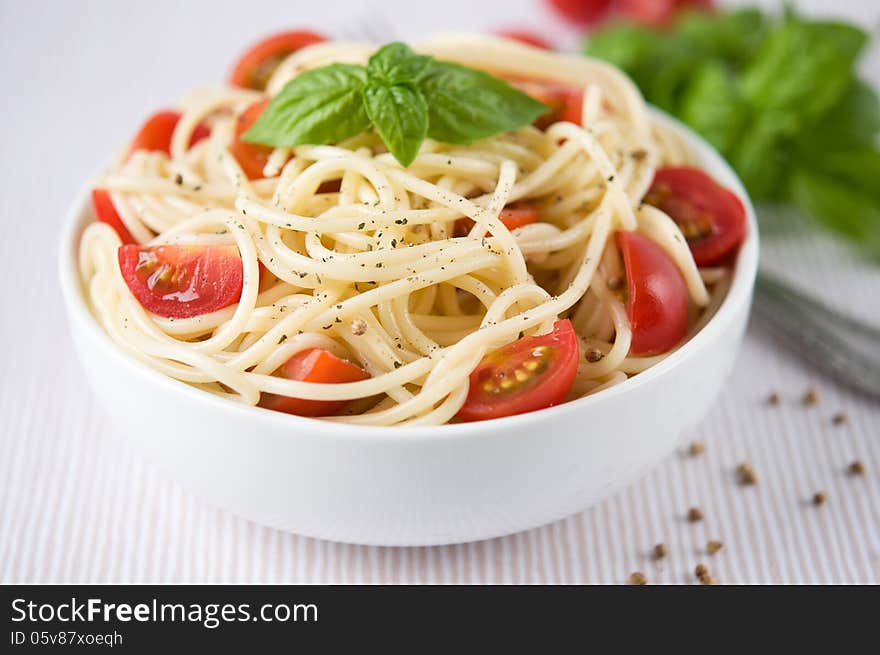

left=812, top=491, right=827, bottom=507
left=848, top=460, right=865, bottom=476
left=628, top=571, right=647, bottom=585
left=736, top=462, right=757, bottom=486
left=687, top=507, right=704, bottom=522
left=832, top=412, right=848, bottom=426
left=707, top=540, right=723, bottom=555
left=694, top=563, right=716, bottom=585
left=689, top=441, right=705, bottom=456
left=767, top=391, right=781, bottom=406
left=652, top=543, right=668, bottom=560
left=802, top=387, right=819, bottom=406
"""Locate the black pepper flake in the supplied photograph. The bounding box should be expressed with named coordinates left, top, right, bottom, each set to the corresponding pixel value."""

left=174, top=174, right=183, bottom=185
left=277, top=335, right=287, bottom=344
left=393, top=361, right=402, bottom=369
left=358, top=222, right=365, bottom=229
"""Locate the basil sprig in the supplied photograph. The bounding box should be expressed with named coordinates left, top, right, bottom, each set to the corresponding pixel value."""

left=242, top=42, right=547, bottom=167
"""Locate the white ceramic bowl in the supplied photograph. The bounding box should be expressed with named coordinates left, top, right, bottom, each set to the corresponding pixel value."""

left=59, top=112, right=758, bottom=546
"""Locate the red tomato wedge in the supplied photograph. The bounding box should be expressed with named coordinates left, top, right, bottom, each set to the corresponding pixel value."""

left=645, top=166, right=746, bottom=267
left=229, top=30, right=328, bottom=91
left=230, top=98, right=274, bottom=180
left=260, top=348, right=371, bottom=417
left=508, top=78, right=583, bottom=129
left=617, top=231, right=688, bottom=356
left=496, top=29, right=554, bottom=50
left=127, top=110, right=210, bottom=158
left=617, top=0, right=715, bottom=26
left=545, top=0, right=613, bottom=26
left=457, top=320, right=579, bottom=422
left=453, top=201, right=540, bottom=237
left=91, top=189, right=136, bottom=244
left=118, top=245, right=243, bottom=319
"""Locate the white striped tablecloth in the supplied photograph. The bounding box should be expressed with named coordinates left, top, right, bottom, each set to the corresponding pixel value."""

left=0, top=0, right=878, bottom=584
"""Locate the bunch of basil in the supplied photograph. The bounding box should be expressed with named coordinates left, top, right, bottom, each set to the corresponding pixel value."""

left=586, top=7, right=880, bottom=256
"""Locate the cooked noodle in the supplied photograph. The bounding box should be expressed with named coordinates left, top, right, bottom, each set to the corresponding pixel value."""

left=79, top=34, right=725, bottom=426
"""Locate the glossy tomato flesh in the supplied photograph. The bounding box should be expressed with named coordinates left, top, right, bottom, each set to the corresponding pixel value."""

left=118, top=244, right=243, bottom=319
left=645, top=166, right=746, bottom=267
left=91, top=189, right=136, bottom=244
left=617, top=231, right=688, bottom=356
left=229, top=30, right=328, bottom=91
left=127, top=110, right=210, bottom=158
left=457, top=320, right=579, bottom=422
left=230, top=98, right=274, bottom=180
left=508, top=78, right=583, bottom=129
left=454, top=201, right=539, bottom=237
left=260, top=348, right=370, bottom=417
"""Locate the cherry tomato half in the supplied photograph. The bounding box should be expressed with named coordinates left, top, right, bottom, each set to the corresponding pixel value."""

left=229, top=30, right=328, bottom=91
left=453, top=201, right=540, bottom=237
left=91, top=189, right=136, bottom=244
left=496, top=29, right=554, bottom=50
left=259, top=348, right=371, bottom=417
left=617, top=231, right=688, bottom=356
left=645, top=166, right=746, bottom=267
left=545, top=0, right=613, bottom=26
left=118, top=244, right=243, bottom=319
left=508, top=78, right=583, bottom=129
left=127, top=110, right=210, bottom=158
left=457, top=320, right=579, bottom=422
left=230, top=98, right=274, bottom=180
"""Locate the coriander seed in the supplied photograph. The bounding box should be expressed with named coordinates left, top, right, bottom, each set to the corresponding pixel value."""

left=628, top=571, right=647, bottom=585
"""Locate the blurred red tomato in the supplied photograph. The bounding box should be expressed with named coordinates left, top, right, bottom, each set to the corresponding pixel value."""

left=617, top=0, right=715, bottom=26
left=545, top=0, right=613, bottom=26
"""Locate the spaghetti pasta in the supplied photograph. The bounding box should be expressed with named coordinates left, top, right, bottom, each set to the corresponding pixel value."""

left=78, top=34, right=740, bottom=426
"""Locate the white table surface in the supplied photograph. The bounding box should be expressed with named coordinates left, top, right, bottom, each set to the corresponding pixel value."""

left=1, top=0, right=878, bottom=584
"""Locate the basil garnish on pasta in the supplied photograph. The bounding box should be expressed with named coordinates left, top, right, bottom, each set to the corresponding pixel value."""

left=243, top=42, right=547, bottom=166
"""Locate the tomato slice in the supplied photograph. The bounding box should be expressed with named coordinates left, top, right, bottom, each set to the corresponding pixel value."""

left=496, top=29, right=553, bottom=50
left=230, top=98, right=275, bottom=180
left=545, top=0, right=613, bottom=26
left=457, top=320, right=579, bottom=422
left=229, top=30, right=328, bottom=91
left=91, top=189, right=136, bottom=244
left=507, top=78, right=583, bottom=129
left=617, top=231, right=688, bottom=356
left=127, top=110, right=210, bottom=158
left=645, top=167, right=746, bottom=267
left=118, top=245, right=243, bottom=318
left=453, top=201, right=540, bottom=237
left=260, top=348, right=371, bottom=417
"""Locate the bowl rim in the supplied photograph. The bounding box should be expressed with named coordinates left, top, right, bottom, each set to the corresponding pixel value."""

left=58, top=109, right=759, bottom=443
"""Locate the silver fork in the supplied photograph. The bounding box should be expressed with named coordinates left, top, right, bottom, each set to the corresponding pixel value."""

left=753, top=273, right=880, bottom=398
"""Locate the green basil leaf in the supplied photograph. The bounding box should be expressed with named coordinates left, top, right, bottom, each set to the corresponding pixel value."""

left=794, top=79, right=880, bottom=153
left=367, top=42, right=432, bottom=86
left=584, top=23, right=664, bottom=74
left=419, top=62, right=547, bottom=144
left=243, top=64, right=370, bottom=147
left=364, top=83, right=428, bottom=167
left=740, top=20, right=866, bottom=129
left=674, top=8, right=767, bottom=64
left=730, top=112, right=797, bottom=202
left=680, top=62, right=748, bottom=154
left=790, top=166, right=880, bottom=257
